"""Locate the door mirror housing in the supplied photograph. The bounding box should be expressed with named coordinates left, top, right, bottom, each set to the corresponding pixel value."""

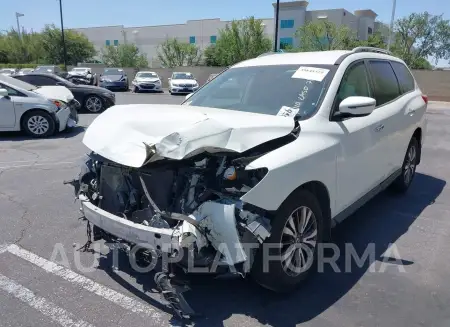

left=338, top=96, right=376, bottom=117
left=0, top=88, right=9, bottom=97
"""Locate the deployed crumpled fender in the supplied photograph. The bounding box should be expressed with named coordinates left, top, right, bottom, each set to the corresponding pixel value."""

left=82, top=104, right=295, bottom=168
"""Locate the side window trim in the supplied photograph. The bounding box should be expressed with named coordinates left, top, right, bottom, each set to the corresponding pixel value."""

left=366, top=59, right=402, bottom=108
left=330, top=59, right=373, bottom=120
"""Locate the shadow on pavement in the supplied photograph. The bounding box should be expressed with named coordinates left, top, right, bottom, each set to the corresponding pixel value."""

left=0, top=126, right=85, bottom=141
left=96, top=173, right=445, bottom=326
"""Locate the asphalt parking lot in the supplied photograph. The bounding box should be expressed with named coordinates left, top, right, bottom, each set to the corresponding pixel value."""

left=0, top=94, right=450, bottom=327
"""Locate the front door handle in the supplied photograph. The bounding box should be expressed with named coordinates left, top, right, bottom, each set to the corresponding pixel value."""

left=375, top=124, right=384, bottom=132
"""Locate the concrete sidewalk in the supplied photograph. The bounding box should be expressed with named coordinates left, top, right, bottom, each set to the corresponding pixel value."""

left=428, top=101, right=450, bottom=110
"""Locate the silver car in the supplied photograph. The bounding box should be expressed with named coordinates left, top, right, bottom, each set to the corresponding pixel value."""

left=0, top=75, right=78, bottom=137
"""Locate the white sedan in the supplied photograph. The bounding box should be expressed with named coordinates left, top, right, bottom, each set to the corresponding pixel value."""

left=0, top=75, right=78, bottom=137
left=168, top=72, right=199, bottom=94
left=131, top=71, right=163, bottom=93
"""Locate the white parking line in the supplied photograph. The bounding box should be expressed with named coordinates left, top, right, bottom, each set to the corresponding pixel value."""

left=0, top=161, right=79, bottom=170
left=0, top=273, right=96, bottom=327
left=5, top=244, right=166, bottom=325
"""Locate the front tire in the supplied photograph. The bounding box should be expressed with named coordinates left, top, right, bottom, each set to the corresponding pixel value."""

left=390, top=137, right=419, bottom=193
left=84, top=95, right=104, bottom=113
left=251, top=189, right=324, bottom=293
left=22, top=111, right=56, bottom=138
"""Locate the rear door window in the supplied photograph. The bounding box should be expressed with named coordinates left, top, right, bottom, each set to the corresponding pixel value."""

left=391, top=61, right=415, bottom=94
left=368, top=60, right=401, bottom=106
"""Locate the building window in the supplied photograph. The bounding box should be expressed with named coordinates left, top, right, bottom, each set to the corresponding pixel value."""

left=368, top=27, right=373, bottom=35
left=113, top=40, right=119, bottom=46
left=280, top=19, right=294, bottom=29
left=189, top=36, right=196, bottom=44
left=210, top=35, right=217, bottom=44
left=280, top=37, right=293, bottom=49
left=105, top=40, right=110, bottom=46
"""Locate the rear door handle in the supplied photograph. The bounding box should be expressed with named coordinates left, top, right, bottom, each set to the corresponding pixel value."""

left=375, top=124, right=384, bottom=132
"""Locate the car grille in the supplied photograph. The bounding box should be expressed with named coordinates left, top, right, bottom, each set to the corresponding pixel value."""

left=141, top=84, right=155, bottom=89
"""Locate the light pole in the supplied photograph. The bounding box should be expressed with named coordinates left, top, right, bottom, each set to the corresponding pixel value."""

left=58, top=0, right=68, bottom=71
left=274, top=0, right=280, bottom=52
left=15, top=12, right=24, bottom=39
left=387, top=0, right=397, bottom=51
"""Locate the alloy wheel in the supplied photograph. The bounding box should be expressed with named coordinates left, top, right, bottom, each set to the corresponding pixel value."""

left=404, top=144, right=417, bottom=185
left=85, top=96, right=103, bottom=113
left=280, top=206, right=318, bottom=277
left=27, top=115, right=49, bottom=135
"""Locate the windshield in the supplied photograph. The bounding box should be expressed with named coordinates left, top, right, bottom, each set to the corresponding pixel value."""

left=34, top=66, right=54, bottom=73
left=136, top=72, right=158, bottom=78
left=183, top=65, right=334, bottom=119
left=104, top=68, right=123, bottom=75
left=173, top=73, right=194, bottom=79
left=0, top=74, right=37, bottom=91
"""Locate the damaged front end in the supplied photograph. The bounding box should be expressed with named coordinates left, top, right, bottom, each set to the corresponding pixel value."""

left=66, top=116, right=300, bottom=320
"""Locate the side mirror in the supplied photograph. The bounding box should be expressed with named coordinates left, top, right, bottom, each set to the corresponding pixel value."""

left=338, top=96, right=376, bottom=117
left=0, top=88, right=9, bottom=97
left=185, top=93, right=193, bottom=100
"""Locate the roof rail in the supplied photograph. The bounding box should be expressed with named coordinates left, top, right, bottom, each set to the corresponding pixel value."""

left=352, top=46, right=392, bottom=56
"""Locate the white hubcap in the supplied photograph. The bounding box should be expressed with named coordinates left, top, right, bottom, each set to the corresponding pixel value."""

left=86, top=97, right=102, bottom=112
left=27, top=115, right=49, bottom=135
left=281, top=206, right=318, bottom=276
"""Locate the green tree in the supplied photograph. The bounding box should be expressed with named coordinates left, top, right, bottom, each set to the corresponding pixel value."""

left=392, top=12, right=450, bottom=66
left=357, top=31, right=387, bottom=49
left=101, top=43, right=148, bottom=68
left=0, top=28, right=44, bottom=64
left=295, top=20, right=357, bottom=51
left=205, top=17, right=272, bottom=66
left=156, top=38, right=202, bottom=67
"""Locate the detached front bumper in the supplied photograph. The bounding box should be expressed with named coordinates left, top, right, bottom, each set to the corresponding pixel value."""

left=81, top=199, right=179, bottom=253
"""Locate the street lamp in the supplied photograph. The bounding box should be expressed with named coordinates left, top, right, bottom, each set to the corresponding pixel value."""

left=387, top=0, right=397, bottom=51
left=58, top=0, right=68, bottom=71
left=15, top=12, right=24, bottom=39
left=274, top=0, right=280, bottom=52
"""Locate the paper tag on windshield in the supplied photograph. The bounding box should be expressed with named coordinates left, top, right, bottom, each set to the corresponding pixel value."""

left=277, top=106, right=299, bottom=118
left=292, top=66, right=329, bottom=81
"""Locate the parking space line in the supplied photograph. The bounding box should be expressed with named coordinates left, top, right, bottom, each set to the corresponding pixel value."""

left=0, top=161, right=79, bottom=170
left=5, top=244, right=166, bottom=325
left=0, top=273, right=96, bottom=327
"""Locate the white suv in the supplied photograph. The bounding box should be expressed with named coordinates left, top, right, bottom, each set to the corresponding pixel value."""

left=71, top=47, right=427, bottom=316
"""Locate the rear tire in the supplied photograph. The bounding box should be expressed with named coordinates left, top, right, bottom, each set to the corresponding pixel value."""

left=390, top=137, right=419, bottom=193
left=251, top=189, right=324, bottom=293
left=22, top=111, right=56, bottom=138
left=84, top=95, right=104, bottom=113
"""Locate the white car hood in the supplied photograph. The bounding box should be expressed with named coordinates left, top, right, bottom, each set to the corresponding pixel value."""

left=83, top=104, right=295, bottom=168
left=34, top=86, right=74, bottom=103
left=171, top=79, right=197, bottom=85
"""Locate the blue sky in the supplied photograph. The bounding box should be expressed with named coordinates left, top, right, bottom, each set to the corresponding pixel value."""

left=2, top=0, right=448, bottom=31
left=1, top=0, right=449, bottom=65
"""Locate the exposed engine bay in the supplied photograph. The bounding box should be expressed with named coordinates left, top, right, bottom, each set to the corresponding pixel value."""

left=67, top=123, right=300, bottom=320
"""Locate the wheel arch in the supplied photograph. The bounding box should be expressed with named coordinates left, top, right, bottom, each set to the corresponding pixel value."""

left=20, top=108, right=56, bottom=131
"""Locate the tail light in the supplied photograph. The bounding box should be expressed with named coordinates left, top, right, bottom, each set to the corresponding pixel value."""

left=52, top=100, right=63, bottom=108
left=422, top=94, right=428, bottom=104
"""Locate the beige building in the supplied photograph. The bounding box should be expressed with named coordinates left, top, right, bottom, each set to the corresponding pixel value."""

left=71, top=1, right=383, bottom=67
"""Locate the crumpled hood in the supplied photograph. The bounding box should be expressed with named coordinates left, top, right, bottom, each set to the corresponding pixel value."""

left=33, top=86, right=74, bottom=103
left=68, top=71, right=88, bottom=76
left=83, top=104, right=295, bottom=168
